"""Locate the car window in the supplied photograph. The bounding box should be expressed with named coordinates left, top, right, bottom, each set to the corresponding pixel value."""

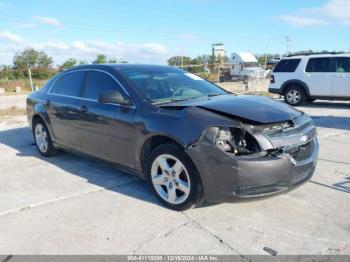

left=50, top=71, right=86, bottom=97
left=273, top=59, right=301, bottom=72
left=84, top=71, right=123, bottom=101
left=335, top=57, right=350, bottom=73
left=118, top=67, right=226, bottom=104
left=41, top=76, right=58, bottom=93
left=306, top=58, right=333, bottom=73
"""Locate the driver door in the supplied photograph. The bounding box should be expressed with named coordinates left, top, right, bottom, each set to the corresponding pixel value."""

left=78, top=70, right=137, bottom=168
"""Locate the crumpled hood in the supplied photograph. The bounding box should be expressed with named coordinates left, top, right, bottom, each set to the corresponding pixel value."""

left=161, top=95, right=302, bottom=124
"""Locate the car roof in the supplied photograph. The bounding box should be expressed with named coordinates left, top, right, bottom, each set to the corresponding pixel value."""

left=63, top=64, right=178, bottom=73
left=282, top=53, right=350, bottom=60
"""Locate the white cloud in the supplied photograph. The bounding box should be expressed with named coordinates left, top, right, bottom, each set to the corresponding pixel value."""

left=32, top=41, right=69, bottom=52
left=279, top=0, right=350, bottom=27
left=33, top=15, right=62, bottom=27
left=321, top=0, right=350, bottom=21
left=278, top=15, right=328, bottom=27
left=0, top=31, right=23, bottom=43
left=0, top=37, right=170, bottom=65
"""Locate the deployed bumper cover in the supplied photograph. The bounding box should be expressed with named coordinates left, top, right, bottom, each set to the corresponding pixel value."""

left=186, top=115, right=319, bottom=203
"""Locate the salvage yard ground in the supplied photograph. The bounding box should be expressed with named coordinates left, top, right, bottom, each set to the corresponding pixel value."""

left=0, top=97, right=349, bottom=255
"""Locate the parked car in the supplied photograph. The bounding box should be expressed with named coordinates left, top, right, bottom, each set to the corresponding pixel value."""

left=269, top=54, right=350, bottom=105
left=27, top=64, right=319, bottom=210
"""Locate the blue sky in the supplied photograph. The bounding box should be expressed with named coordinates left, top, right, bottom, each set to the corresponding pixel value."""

left=0, top=0, right=350, bottom=66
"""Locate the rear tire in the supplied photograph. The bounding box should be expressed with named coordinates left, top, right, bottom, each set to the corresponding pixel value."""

left=146, top=143, right=204, bottom=211
left=33, top=118, right=58, bottom=157
left=284, top=86, right=306, bottom=106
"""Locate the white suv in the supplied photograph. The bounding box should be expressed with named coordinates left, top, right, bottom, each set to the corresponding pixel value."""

left=269, top=54, right=350, bottom=105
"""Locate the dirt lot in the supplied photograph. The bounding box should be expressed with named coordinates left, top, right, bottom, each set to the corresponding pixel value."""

left=0, top=98, right=349, bottom=255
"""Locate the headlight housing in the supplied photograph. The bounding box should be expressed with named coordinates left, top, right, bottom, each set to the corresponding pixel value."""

left=203, top=126, right=261, bottom=156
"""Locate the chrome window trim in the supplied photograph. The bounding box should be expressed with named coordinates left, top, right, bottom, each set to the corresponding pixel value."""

left=47, top=68, right=136, bottom=109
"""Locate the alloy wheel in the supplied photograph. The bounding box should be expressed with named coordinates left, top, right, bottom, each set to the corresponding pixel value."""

left=151, top=154, right=191, bottom=205
left=286, top=90, right=301, bottom=105
left=35, top=123, right=49, bottom=153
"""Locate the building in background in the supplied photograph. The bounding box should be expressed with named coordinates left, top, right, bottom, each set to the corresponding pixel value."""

left=212, top=43, right=225, bottom=58
left=230, top=52, right=267, bottom=80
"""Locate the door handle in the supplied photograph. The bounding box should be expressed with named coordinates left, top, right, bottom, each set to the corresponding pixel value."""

left=80, top=105, right=88, bottom=113
left=336, top=74, right=346, bottom=78
left=305, top=74, right=311, bottom=77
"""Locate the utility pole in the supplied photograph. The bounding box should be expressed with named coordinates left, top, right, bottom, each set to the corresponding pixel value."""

left=264, top=41, right=270, bottom=69
left=28, top=67, right=33, bottom=92
left=285, top=36, right=292, bottom=55
left=217, top=56, right=221, bottom=84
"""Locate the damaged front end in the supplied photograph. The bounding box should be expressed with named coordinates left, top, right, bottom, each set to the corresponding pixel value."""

left=186, top=114, right=319, bottom=203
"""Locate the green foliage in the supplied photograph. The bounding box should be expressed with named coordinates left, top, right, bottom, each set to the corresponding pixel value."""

left=255, top=54, right=280, bottom=66
left=167, top=56, right=192, bottom=66
left=92, top=54, right=107, bottom=64
left=13, top=48, right=53, bottom=69
left=79, top=60, right=88, bottom=65
left=108, top=59, right=117, bottom=63
left=59, top=58, right=77, bottom=70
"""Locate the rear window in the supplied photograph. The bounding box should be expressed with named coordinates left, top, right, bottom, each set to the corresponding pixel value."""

left=50, top=71, right=86, bottom=97
left=306, top=58, right=333, bottom=72
left=273, top=59, right=301, bottom=72
left=335, top=57, right=350, bottom=73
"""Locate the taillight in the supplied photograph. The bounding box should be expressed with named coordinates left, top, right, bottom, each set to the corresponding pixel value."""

left=270, top=75, right=275, bottom=84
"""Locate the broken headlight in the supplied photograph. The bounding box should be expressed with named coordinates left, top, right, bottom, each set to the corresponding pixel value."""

left=203, top=127, right=260, bottom=156
left=261, top=121, right=292, bottom=137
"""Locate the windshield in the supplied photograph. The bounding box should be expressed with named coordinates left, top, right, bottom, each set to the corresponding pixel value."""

left=118, top=67, right=227, bottom=104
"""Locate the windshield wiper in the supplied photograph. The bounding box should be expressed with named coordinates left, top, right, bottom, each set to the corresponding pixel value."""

left=207, top=93, right=225, bottom=97
left=154, top=96, right=202, bottom=105
left=154, top=93, right=225, bottom=106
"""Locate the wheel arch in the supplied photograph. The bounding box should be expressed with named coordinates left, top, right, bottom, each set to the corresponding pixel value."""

left=140, top=134, right=185, bottom=171
left=281, top=80, right=310, bottom=97
left=31, top=113, right=55, bottom=142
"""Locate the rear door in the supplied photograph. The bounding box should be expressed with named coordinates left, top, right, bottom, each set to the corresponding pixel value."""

left=333, top=57, right=350, bottom=97
left=303, top=57, right=334, bottom=96
left=46, top=71, right=87, bottom=150
left=78, top=70, right=136, bottom=168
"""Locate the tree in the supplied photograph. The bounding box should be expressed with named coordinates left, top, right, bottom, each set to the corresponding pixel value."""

left=92, top=54, right=107, bottom=64
left=37, top=52, right=53, bottom=68
left=79, top=60, right=88, bottom=65
left=13, top=48, right=53, bottom=69
left=108, top=59, right=117, bottom=63
left=167, top=56, right=192, bottom=66
left=191, top=55, right=207, bottom=65
left=59, top=58, right=77, bottom=70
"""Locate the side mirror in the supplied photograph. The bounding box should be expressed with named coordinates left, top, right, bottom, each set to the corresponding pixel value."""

left=98, top=90, right=132, bottom=106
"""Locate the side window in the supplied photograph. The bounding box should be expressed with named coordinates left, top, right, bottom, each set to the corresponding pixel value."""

left=273, top=59, right=301, bottom=72
left=335, top=57, right=350, bottom=73
left=84, top=71, right=123, bottom=100
left=306, top=58, right=333, bottom=73
left=50, top=71, right=86, bottom=97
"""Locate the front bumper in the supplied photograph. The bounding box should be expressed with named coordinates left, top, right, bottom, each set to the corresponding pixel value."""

left=186, top=135, right=319, bottom=203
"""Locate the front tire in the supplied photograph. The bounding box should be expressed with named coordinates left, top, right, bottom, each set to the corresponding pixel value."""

left=284, top=86, right=306, bottom=106
left=146, top=143, right=204, bottom=211
left=33, top=119, right=58, bottom=157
